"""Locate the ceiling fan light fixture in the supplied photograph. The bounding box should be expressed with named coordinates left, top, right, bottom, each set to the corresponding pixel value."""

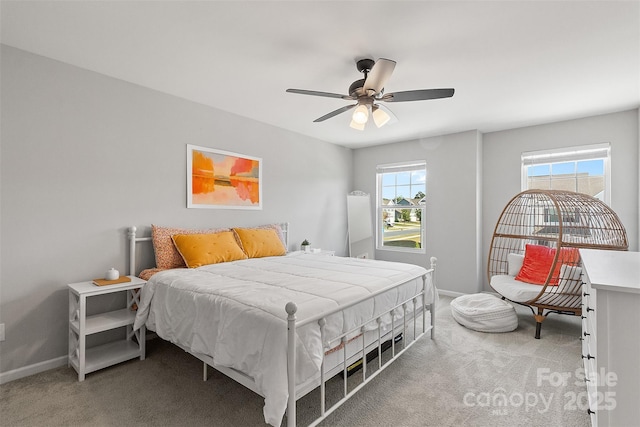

left=351, top=104, right=369, bottom=125
left=349, top=119, right=365, bottom=131
left=372, top=105, right=390, bottom=128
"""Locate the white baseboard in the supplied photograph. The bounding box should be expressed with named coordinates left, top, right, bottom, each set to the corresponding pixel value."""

left=1, top=334, right=157, bottom=384
left=437, top=289, right=466, bottom=298
left=0, top=355, right=67, bottom=385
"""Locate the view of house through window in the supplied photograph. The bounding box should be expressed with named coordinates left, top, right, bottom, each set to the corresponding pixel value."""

left=376, top=161, right=426, bottom=252
left=521, top=143, right=610, bottom=204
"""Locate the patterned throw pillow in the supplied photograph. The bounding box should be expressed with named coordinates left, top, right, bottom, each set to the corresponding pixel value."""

left=151, top=224, right=229, bottom=269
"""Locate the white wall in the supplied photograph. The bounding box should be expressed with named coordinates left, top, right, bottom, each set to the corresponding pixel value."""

left=482, top=109, right=639, bottom=290
left=353, top=130, right=483, bottom=295
left=0, top=46, right=353, bottom=375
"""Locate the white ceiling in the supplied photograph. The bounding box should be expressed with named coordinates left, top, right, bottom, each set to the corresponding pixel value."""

left=1, top=0, right=639, bottom=149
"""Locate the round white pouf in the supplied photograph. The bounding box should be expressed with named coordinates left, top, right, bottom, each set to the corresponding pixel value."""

left=450, top=293, right=518, bottom=333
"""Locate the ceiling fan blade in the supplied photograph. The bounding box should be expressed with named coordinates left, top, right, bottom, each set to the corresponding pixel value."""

left=363, top=58, right=396, bottom=95
left=382, top=88, right=455, bottom=102
left=286, top=88, right=354, bottom=100
left=313, top=104, right=357, bottom=122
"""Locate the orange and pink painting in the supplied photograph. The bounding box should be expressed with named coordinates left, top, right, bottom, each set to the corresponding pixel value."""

left=187, top=144, right=262, bottom=209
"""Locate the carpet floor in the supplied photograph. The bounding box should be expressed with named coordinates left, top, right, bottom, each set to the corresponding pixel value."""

left=1, top=295, right=590, bottom=426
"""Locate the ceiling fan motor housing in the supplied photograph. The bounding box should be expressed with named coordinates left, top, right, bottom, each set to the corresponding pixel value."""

left=349, top=59, right=376, bottom=96
left=348, top=79, right=366, bottom=97
left=355, top=58, right=375, bottom=73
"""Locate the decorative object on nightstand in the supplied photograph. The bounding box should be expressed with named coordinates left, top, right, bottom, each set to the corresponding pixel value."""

left=92, top=276, right=131, bottom=286
left=68, top=276, right=146, bottom=381
left=104, top=267, right=119, bottom=280
left=301, top=239, right=310, bottom=252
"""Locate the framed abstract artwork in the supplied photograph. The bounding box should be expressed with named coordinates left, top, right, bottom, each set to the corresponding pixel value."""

left=187, top=144, right=262, bottom=209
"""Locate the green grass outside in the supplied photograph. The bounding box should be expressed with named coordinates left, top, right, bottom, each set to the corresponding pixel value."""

left=384, top=240, right=420, bottom=248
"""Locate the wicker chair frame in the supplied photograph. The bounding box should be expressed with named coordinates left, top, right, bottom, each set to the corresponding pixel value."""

left=488, top=190, right=628, bottom=338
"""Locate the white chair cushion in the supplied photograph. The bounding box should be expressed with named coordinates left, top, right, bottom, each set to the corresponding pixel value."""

left=507, top=253, right=524, bottom=276
left=491, top=263, right=583, bottom=303
left=490, top=274, right=544, bottom=302
left=450, top=293, right=518, bottom=333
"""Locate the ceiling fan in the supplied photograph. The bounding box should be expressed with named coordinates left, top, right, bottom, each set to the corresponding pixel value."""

left=286, top=58, right=454, bottom=130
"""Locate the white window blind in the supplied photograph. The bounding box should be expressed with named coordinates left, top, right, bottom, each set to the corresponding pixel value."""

left=521, top=143, right=610, bottom=165
left=521, top=142, right=611, bottom=204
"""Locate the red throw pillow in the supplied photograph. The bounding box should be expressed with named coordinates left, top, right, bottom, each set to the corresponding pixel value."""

left=515, top=244, right=580, bottom=286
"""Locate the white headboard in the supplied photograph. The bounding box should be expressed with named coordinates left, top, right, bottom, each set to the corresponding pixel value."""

left=127, top=222, right=290, bottom=276
left=127, top=227, right=152, bottom=276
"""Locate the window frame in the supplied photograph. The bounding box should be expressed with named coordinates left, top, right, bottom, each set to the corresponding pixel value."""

left=521, top=143, right=611, bottom=205
left=376, top=161, right=427, bottom=254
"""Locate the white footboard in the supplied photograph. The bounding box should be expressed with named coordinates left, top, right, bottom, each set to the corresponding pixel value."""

left=285, top=257, right=437, bottom=427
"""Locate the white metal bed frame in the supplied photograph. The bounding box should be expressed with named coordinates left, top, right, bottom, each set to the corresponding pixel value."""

left=128, top=224, right=436, bottom=427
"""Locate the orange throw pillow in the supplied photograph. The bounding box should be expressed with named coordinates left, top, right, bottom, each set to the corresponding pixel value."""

left=172, top=231, right=248, bottom=268
left=515, top=244, right=579, bottom=286
left=233, top=227, right=287, bottom=258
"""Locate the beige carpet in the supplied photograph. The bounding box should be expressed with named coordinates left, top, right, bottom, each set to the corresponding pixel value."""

left=1, top=296, right=589, bottom=426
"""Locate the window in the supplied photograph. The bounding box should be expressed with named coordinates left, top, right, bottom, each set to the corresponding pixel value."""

left=521, top=143, right=610, bottom=204
left=376, top=161, right=426, bottom=252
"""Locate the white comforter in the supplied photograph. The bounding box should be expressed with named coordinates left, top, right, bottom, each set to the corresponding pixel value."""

left=134, top=253, right=435, bottom=426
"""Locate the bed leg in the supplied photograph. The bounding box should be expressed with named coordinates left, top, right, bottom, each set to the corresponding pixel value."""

left=203, top=363, right=208, bottom=381
left=285, top=302, right=298, bottom=427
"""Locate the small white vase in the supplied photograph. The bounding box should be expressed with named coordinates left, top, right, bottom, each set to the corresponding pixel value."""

left=105, top=268, right=119, bottom=280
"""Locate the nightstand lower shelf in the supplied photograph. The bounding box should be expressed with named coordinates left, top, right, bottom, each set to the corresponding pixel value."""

left=70, top=339, right=142, bottom=375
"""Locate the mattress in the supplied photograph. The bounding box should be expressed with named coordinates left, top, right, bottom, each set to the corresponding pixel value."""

left=133, top=252, right=434, bottom=426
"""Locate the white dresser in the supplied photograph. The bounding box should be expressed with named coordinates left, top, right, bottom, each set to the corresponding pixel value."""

left=580, top=249, right=640, bottom=427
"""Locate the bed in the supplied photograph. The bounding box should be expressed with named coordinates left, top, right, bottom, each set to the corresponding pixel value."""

left=129, top=223, right=437, bottom=426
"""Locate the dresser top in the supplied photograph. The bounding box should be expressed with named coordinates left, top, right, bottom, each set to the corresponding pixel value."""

left=580, top=249, right=640, bottom=294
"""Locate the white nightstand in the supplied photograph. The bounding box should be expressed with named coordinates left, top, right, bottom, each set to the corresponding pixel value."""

left=68, top=276, right=146, bottom=381
left=288, top=249, right=335, bottom=256
left=311, top=249, right=335, bottom=256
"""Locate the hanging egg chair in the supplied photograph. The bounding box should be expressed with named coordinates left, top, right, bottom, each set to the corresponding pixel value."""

left=487, top=190, right=628, bottom=338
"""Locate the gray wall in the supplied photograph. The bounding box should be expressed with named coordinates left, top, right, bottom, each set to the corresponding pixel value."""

left=1, top=44, right=638, bottom=379
left=482, top=110, right=639, bottom=290
left=354, top=110, right=639, bottom=296
left=0, top=46, right=352, bottom=374
left=353, top=130, right=484, bottom=295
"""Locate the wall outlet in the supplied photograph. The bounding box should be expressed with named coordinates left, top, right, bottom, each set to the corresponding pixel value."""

left=357, top=253, right=368, bottom=259
left=0, top=323, right=4, bottom=342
